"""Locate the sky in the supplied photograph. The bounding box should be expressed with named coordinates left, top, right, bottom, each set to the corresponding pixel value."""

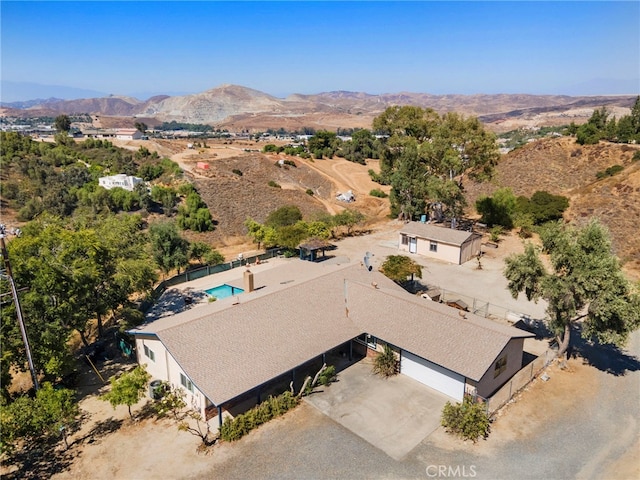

left=1, top=1, right=639, bottom=100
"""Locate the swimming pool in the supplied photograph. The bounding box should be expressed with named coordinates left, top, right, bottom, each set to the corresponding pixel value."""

left=204, top=284, right=244, bottom=299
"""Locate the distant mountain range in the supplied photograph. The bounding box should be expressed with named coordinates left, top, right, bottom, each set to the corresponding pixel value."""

left=1, top=83, right=637, bottom=132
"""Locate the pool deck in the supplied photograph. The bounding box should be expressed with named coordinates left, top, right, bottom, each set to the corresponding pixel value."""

left=139, top=255, right=355, bottom=331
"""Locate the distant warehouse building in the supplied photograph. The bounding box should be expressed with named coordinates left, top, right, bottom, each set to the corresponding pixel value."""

left=115, top=128, right=143, bottom=140
left=98, top=174, right=143, bottom=192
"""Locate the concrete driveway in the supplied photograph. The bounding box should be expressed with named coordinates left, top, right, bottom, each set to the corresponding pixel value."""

left=304, top=359, right=450, bottom=460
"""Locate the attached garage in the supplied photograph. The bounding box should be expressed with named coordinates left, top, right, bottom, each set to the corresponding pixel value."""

left=401, top=350, right=465, bottom=401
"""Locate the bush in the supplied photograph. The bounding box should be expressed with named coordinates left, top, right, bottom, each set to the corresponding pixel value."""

left=369, top=188, right=388, bottom=198
left=232, top=169, right=243, bottom=176
left=489, top=226, right=504, bottom=243
left=596, top=164, right=624, bottom=179
left=441, top=396, right=490, bottom=443
left=305, top=188, right=314, bottom=196
left=372, top=344, right=398, bottom=377
left=268, top=180, right=281, bottom=188
left=219, top=391, right=299, bottom=442
left=318, top=365, right=337, bottom=386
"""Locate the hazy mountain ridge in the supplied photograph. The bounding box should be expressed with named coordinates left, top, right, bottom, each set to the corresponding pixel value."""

left=1, top=84, right=636, bottom=130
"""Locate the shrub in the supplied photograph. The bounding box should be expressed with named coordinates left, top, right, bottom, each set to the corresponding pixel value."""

left=283, top=159, right=297, bottom=167
left=318, top=365, right=337, bottom=386
left=441, top=396, right=490, bottom=443
left=489, top=226, right=504, bottom=243
left=372, top=344, right=398, bottom=377
left=369, top=188, right=388, bottom=198
left=305, top=188, right=314, bottom=196
left=232, top=169, right=243, bottom=176
left=268, top=180, right=281, bottom=188
left=633, top=151, right=640, bottom=162
left=595, top=164, right=624, bottom=179
left=219, top=391, right=299, bottom=442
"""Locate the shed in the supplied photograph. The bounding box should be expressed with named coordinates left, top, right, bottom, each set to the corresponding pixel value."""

left=399, top=222, right=483, bottom=265
left=196, top=162, right=210, bottom=170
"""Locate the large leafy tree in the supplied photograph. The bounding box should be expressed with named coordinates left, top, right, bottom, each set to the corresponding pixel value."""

left=149, top=221, right=190, bottom=276
left=379, top=255, right=422, bottom=285
left=373, top=106, right=499, bottom=220
left=2, top=214, right=157, bottom=385
left=504, top=220, right=640, bottom=358
left=0, top=382, right=78, bottom=453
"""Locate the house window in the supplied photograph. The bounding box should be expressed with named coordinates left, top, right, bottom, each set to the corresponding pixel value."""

left=494, top=355, right=507, bottom=378
left=401, top=234, right=409, bottom=245
left=143, top=345, right=155, bottom=362
left=180, top=373, right=194, bottom=393
left=429, top=241, right=438, bottom=252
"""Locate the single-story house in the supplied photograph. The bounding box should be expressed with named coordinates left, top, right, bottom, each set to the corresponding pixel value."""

left=130, top=260, right=532, bottom=426
left=116, top=128, right=143, bottom=140
left=399, top=222, right=483, bottom=265
left=98, top=174, right=143, bottom=191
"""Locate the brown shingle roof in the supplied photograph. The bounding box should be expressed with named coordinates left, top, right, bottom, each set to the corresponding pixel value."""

left=135, top=261, right=532, bottom=406
left=346, top=281, right=532, bottom=381
left=400, top=222, right=481, bottom=246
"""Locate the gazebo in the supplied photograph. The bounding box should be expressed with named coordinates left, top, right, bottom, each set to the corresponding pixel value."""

left=298, top=238, right=335, bottom=262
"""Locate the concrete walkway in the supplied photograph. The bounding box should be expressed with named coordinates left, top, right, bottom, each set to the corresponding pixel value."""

left=304, top=360, right=450, bottom=461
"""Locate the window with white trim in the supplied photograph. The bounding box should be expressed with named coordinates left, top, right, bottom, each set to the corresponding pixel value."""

left=143, top=344, right=155, bottom=362
left=180, top=373, right=194, bottom=393
left=429, top=241, right=438, bottom=252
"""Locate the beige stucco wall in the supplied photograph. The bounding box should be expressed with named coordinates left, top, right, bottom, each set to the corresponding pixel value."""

left=473, top=338, right=525, bottom=399
left=399, top=233, right=462, bottom=264
left=135, top=336, right=208, bottom=418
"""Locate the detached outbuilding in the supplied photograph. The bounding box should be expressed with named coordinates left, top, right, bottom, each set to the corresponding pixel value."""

left=399, top=222, right=482, bottom=265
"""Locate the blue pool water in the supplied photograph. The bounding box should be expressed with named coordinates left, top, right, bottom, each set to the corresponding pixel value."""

left=204, top=284, right=244, bottom=299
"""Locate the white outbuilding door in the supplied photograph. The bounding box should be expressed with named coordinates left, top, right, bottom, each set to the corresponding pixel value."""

left=401, top=351, right=465, bottom=401
left=409, top=237, right=417, bottom=253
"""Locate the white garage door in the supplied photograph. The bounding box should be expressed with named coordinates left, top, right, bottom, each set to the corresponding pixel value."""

left=401, top=351, right=465, bottom=401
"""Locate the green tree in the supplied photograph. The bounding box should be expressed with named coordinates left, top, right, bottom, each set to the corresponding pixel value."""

left=333, top=208, right=366, bottom=235
left=0, top=382, right=78, bottom=453
left=54, top=114, right=71, bottom=132
left=149, top=221, right=190, bottom=276
left=265, top=205, right=303, bottom=227
left=379, top=255, right=422, bottom=285
left=101, top=365, right=151, bottom=419
left=504, top=220, right=640, bottom=358
left=134, top=122, right=148, bottom=134
left=374, top=106, right=498, bottom=220
left=475, top=187, right=518, bottom=229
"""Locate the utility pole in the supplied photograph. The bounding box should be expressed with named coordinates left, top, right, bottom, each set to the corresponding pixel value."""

left=0, top=229, right=39, bottom=391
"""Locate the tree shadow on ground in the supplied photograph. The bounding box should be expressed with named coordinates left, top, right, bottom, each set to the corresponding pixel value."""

left=571, top=333, right=640, bottom=376
left=2, top=436, right=74, bottom=480
left=73, top=416, right=124, bottom=447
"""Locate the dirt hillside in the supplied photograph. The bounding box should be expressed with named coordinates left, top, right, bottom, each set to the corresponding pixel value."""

left=464, top=136, right=640, bottom=279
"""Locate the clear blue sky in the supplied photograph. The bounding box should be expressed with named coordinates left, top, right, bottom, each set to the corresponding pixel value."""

left=1, top=1, right=639, bottom=99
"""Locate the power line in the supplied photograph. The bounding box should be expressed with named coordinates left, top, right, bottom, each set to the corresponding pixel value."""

left=0, top=228, right=39, bottom=391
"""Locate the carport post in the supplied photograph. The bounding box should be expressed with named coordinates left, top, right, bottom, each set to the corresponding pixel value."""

left=349, top=340, right=353, bottom=361
left=257, top=387, right=261, bottom=404
left=217, top=406, right=223, bottom=427
left=292, top=369, right=295, bottom=384
left=322, top=352, right=326, bottom=364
